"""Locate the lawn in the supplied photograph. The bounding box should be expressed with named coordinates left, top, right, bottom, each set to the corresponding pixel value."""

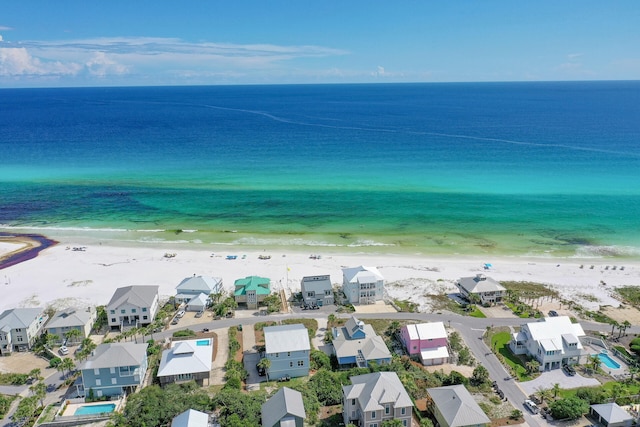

left=491, top=331, right=530, bottom=381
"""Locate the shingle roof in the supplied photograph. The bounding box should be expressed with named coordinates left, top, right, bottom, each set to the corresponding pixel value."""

left=264, top=324, right=310, bottom=353
left=427, top=385, right=490, bottom=427
left=233, top=276, right=271, bottom=296
left=107, top=285, right=159, bottom=309
left=46, top=308, right=93, bottom=329
left=261, top=387, right=306, bottom=427
left=158, top=339, right=212, bottom=377
left=80, top=342, right=148, bottom=370
left=171, top=409, right=209, bottom=427
left=0, top=308, right=45, bottom=330
left=343, top=372, right=413, bottom=412
left=457, top=275, right=505, bottom=294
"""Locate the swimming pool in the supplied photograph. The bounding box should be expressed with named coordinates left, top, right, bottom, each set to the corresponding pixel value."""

left=593, top=352, right=621, bottom=369
left=196, top=339, right=211, bottom=346
left=74, top=403, right=116, bottom=416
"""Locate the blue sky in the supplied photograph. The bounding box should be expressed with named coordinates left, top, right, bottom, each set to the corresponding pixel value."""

left=1, top=1, right=639, bottom=87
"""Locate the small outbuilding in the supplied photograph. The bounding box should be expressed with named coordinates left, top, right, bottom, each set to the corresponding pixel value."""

left=590, top=403, right=634, bottom=427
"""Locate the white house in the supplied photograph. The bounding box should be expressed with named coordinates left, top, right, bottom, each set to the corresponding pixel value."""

left=158, top=338, right=213, bottom=386
left=45, top=307, right=97, bottom=344
left=341, top=266, right=384, bottom=304
left=106, top=285, right=159, bottom=330
left=0, top=308, right=49, bottom=355
left=509, top=316, right=585, bottom=371
left=455, top=274, right=505, bottom=305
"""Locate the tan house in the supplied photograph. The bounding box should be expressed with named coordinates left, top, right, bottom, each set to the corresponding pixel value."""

left=455, top=274, right=505, bottom=305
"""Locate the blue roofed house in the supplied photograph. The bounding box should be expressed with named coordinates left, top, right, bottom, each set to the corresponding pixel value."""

left=175, top=275, right=223, bottom=311
left=261, top=387, right=306, bottom=427
left=45, top=307, right=97, bottom=344
left=264, top=324, right=310, bottom=380
left=0, top=308, right=49, bottom=355
left=332, top=316, right=392, bottom=368
left=341, top=266, right=384, bottom=305
left=79, top=342, right=148, bottom=398
left=343, top=372, right=414, bottom=427
left=171, top=409, right=210, bottom=427
left=427, top=384, right=490, bottom=427
left=107, top=285, right=159, bottom=330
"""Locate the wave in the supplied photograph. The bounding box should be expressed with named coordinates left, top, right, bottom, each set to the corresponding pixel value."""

left=226, top=237, right=394, bottom=247
left=573, top=245, right=640, bottom=258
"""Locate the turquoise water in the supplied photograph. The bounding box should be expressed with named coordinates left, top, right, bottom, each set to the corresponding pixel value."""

left=1, top=82, right=639, bottom=257
left=196, top=339, right=211, bottom=346
left=594, top=352, right=621, bottom=369
left=74, top=403, right=116, bottom=416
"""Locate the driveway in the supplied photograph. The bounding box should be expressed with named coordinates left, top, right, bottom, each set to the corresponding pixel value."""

left=519, top=370, right=600, bottom=396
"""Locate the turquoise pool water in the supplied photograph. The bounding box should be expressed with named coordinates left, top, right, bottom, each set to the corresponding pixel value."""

left=594, top=352, right=621, bottom=369
left=196, top=339, right=210, bottom=346
left=75, top=403, right=116, bottom=416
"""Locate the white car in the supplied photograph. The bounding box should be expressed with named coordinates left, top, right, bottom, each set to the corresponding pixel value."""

left=524, top=399, right=539, bottom=414
left=59, top=346, right=69, bottom=356
left=176, top=310, right=186, bottom=318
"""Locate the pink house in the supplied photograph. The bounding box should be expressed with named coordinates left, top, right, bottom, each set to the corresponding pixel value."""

left=400, top=322, right=450, bottom=366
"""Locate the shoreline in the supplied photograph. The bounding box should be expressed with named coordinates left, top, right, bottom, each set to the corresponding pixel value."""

left=0, top=232, right=59, bottom=270
left=1, top=233, right=639, bottom=315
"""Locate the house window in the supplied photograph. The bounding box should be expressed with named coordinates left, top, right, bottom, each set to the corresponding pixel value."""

left=370, top=423, right=378, bottom=427
left=95, top=379, right=101, bottom=386
left=16, top=329, right=22, bottom=332
left=111, top=378, right=117, bottom=385
left=371, top=411, right=376, bottom=419
left=297, top=360, right=304, bottom=366
left=351, top=399, right=356, bottom=406
left=16, top=336, right=23, bottom=342
left=94, top=368, right=100, bottom=375
left=401, top=408, right=406, bottom=415
left=143, top=316, right=148, bottom=320
left=120, top=309, right=126, bottom=314
left=142, top=307, right=147, bottom=312
left=111, top=318, right=116, bottom=323
left=110, top=310, right=115, bottom=314
left=287, top=352, right=291, bottom=357
left=275, top=353, right=279, bottom=358
left=97, top=390, right=103, bottom=397
left=385, top=405, right=390, bottom=415
left=402, top=420, right=407, bottom=426
left=290, top=362, right=293, bottom=367
left=131, top=309, right=136, bottom=313
left=110, top=367, right=116, bottom=374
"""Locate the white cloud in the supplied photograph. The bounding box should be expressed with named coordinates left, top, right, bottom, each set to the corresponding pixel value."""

left=85, top=51, right=128, bottom=77
left=0, top=47, right=81, bottom=76
left=0, top=26, right=13, bottom=31
left=0, top=35, right=3, bottom=42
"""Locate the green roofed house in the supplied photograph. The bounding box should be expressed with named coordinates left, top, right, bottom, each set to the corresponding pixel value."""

left=234, top=276, right=271, bottom=309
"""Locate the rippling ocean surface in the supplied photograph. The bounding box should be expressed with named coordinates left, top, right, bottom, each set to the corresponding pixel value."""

left=1, top=82, right=639, bottom=256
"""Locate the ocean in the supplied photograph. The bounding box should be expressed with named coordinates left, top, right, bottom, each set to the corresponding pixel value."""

left=1, top=82, right=639, bottom=257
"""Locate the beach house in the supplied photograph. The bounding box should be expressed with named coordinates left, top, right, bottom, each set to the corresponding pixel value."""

left=171, top=409, right=210, bottom=427
left=341, top=265, right=384, bottom=305
left=175, top=275, right=223, bottom=310
left=106, top=285, right=159, bottom=330
left=427, top=384, right=490, bottom=427
left=400, top=322, right=450, bottom=365
left=455, top=274, right=505, bottom=305
left=300, top=275, right=334, bottom=306
left=234, top=276, right=270, bottom=309
left=263, top=324, right=310, bottom=380
left=0, top=308, right=49, bottom=355
left=342, top=371, right=413, bottom=427
left=45, top=307, right=97, bottom=344
left=79, top=342, right=148, bottom=398
left=157, top=338, right=213, bottom=387
left=590, top=403, right=634, bottom=427
left=509, top=316, right=585, bottom=371
left=261, top=387, right=306, bottom=427
left=332, top=316, right=392, bottom=368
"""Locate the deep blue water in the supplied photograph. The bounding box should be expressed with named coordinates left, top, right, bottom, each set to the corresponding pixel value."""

left=1, top=82, right=639, bottom=256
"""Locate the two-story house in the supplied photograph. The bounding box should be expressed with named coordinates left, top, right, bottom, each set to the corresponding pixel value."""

left=400, top=322, right=450, bottom=366
left=427, top=384, right=490, bottom=427
left=234, top=276, right=270, bottom=310
left=261, top=387, right=306, bottom=427
left=175, top=275, right=223, bottom=310
left=300, top=275, right=333, bottom=306
left=455, top=274, right=505, bottom=305
left=341, top=266, right=384, bottom=305
left=343, top=372, right=413, bottom=427
left=264, top=324, right=310, bottom=380
left=509, top=316, right=585, bottom=371
left=157, top=338, right=213, bottom=387
left=45, top=307, right=97, bottom=344
left=106, top=285, right=159, bottom=330
left=79, top=342, right=148, bottom=398
left=0, top=308, right=48, bottom=355
left=332, top=316, right=392, bottom=368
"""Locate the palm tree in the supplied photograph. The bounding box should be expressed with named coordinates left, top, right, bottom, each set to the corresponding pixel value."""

left=65, top=329, right=83, bottom=345
left=526, top=360, right=540, bottom=374
left=588, top=354, right=601, bottom=374
left=44, top=333, right=60, bottom=349
left=30, top=382, right=47, bottom=408
left=620, top=320, right=632, bottom=338
left=536, top=387, right=552, bottom=403
left=610, top=320, right=619, bottom=338
left=28, top=368, right=42, bottom=382
left=60, top=357, right=76, bottom=378
left=552, top=383, right=561, bottom=398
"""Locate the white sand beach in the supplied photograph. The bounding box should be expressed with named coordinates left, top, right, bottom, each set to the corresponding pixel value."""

left=1, top=240, right=639, bottom=314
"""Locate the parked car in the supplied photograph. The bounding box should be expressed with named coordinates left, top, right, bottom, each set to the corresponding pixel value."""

left=195, top=310, right=204, bottom=318
left=171, top=318, right=180, bottom=325
left=176, top=310, right=186, bottom=318
left=529, top=394, right=542, bottom=405
left=59, top=346, right=69, bottom=356
left=562, top=364, right=576, bottom=376
left=256, top=363, right=266, bottom=376
left=548, top=310, right=559, bottom=317
left=524, top=399, right=540, bottom=414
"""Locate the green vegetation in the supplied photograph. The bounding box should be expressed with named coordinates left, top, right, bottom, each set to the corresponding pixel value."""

left=548, top=396, right=589, bottom=420
left=616, top=286, right=640, bottom=307
left=262, top=293, right=283, bottom=313
left=468, top=306, right=486, bottom=318
left=491, top=331, right=530, bottom=380
left=172, top=329, right=197, bottom=338
left=0, top=394, right=17, bottom=418
left=0, top=372, right=29, bottom=385
left=282, top=318, right=318, bottom=341
left=392, top=299, right=418, bottom=312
